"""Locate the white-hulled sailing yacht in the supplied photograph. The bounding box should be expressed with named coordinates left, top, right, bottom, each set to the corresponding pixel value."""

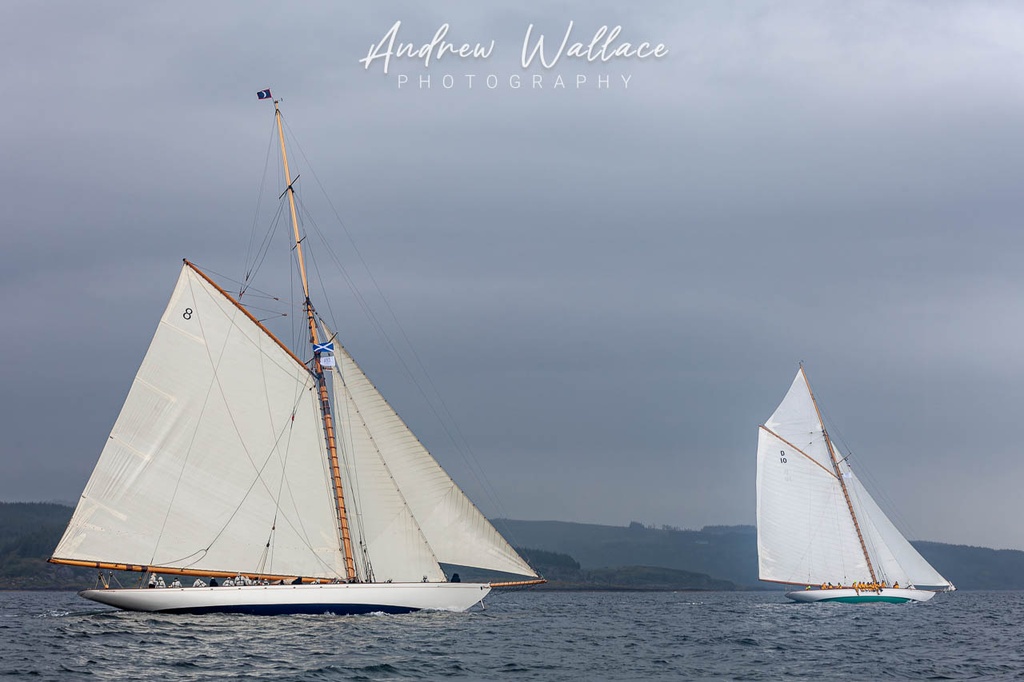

left=756, top=367, right=954, bottom=603
left=49, top=94, right=543, bottom=614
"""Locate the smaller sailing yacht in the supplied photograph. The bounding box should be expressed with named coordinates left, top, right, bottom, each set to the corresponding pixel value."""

left=48, top=95, right=542, bottom=614
left=755, top=367, right=955, bottom=603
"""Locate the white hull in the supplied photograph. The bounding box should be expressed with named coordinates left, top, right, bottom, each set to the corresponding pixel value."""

left=785, top=588, right=936, bottom=604
left=80, top=582, right=491, bottom=615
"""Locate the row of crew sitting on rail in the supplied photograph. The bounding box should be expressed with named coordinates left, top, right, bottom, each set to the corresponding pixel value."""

left=816, top=580, right=899, bottom=591
left=146, top=573, right=342, bottom=588
left=145, top=571, right=462, bottom=588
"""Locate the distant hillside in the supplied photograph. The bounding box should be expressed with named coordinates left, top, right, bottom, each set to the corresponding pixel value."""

left=913, top=542, right=1024, bottom=590
left=494, top=519, right=761, bottom=587
left=0, top=502, right=94, bottom=589
left=4, top=503, right=1024, bottom=591
left=514, top=547, right=736, bottom=591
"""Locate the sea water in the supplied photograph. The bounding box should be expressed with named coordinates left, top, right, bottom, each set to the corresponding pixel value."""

left=1, top=589, right=1020, bottom=680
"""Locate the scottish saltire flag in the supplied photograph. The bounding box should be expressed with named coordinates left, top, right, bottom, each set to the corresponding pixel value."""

left=313, top=342, right=334, bottom=353
left=319, top=355, right=336, bottom=368
left=257, top=89, right=272, bottom=100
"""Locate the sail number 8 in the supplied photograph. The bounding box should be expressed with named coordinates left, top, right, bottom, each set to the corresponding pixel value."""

left=779, top=450, right=787, bottom=464
left=183, top=307, right=193, bottom=320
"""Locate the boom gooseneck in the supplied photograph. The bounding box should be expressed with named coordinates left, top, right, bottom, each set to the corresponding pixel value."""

left=274, top=99, right=357, bottom=582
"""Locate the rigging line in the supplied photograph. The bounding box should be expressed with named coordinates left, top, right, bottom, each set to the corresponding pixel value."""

left=286, top=118, right=520, bottom=546
left=817, top=395, right=926, bottom=554
left=242, top=200, right=288, bottom=298
left=304, top=205, right=517, bottom=531
left=305, top=221, right=529, bottom=562
left=298, top=201, right=340, bottom=333
left=857, top=459, right=923, bottom=548
left=248, top=309, right=287, bottom=320
left=230, top=291, right=282, bottom=303
left=833, top=414, right=926, bottom=550
left=201, top=260, right=285, bottom=307
left=243, top=118, right=279, bottom=286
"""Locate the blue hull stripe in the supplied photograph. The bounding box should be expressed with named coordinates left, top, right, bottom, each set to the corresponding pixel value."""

left=159, top=603, right=419, bottom=616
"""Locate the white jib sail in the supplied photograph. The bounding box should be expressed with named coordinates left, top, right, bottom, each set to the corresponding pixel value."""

left=54, top=264, right=347, bottom=579
left=756, top=368, right=949, bottom=588
left=323, top=324, right=537, bottom=581
left=843, top=467, right=952, bottom=588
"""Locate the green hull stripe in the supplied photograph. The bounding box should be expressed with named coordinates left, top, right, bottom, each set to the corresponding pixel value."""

left=821, top=596, right=911, bottom=604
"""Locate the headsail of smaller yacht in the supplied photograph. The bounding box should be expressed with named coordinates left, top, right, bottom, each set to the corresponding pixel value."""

left=755, top=367, right=953, bottom=602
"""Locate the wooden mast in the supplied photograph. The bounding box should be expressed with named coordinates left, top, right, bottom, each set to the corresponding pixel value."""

left=801, top=365, right=878, bottom=585
left=274, top=99, right=357, bottom=582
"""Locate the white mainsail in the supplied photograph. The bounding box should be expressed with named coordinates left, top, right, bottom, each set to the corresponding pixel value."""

left=756, top=368, right=952, bottom=589
left=54, top=264, right=347, bottom=579
left=323, top=324, right=539, bottom=582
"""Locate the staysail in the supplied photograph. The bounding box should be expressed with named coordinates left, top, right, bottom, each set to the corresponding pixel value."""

left=53, top=263, right=348, bottom=579
left=756, top=368, right=952, bottom=589
left=322, top=323, right=539, bottom=582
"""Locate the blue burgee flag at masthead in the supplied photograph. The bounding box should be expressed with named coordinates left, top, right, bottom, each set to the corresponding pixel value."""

left=257, top=89, right=272, bottom=100
left=313, top=342, right=334, bottom=354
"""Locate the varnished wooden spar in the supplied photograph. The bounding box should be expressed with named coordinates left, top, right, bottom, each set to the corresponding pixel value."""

left=182, top=259, right=306, bottom=369
left=757, top=425, right=837, bottom=479
left=50, top=557, right=545, bottom=589
left=274, top=99, right=357, bottom=582
left=489, top=579, right=547, bottom=588
left=48, top=557, right=322, bottom=583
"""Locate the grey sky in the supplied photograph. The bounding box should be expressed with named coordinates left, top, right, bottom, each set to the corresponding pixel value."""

left=3, top=1, right=1024, bottom=551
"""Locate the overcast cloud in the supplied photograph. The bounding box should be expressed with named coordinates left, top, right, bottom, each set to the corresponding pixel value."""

left=3, top=1, right=1024, bottom=550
